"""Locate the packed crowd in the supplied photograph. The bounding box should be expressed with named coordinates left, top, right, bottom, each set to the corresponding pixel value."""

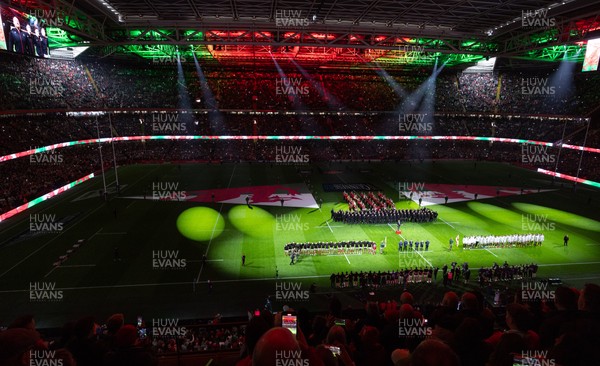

left=463, top=234, right=545, bottom=248
left=151, top=324, right=246, bottom=354
left=331, top=207, right=438, bottom=224
left=1, top=52, right=600, bottom=116
left=1, top=136, right=597, bottom=216
left=1, top=280, right=599, bottom=366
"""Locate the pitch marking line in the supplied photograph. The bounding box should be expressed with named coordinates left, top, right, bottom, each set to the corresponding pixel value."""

left=2, top=215, right=104, bottom=279
left=343, top=253, right=351, bottom=264
left=0, top=274, right=334, bottom=294
left=415, top=251, right=433, bottom=267
left=195, top=165, right=236, bottom=284
left=188, top=259, right=224, bottom=263
left=58, top=264, right=97, bottom=268
left=484, top=248, right=499, bottom=258
left=325, top=221, right=334, bottom=233
left=537, top=261, right=600, bottom=267
left=439, top=217, right=456, bottom=229
left=45, top=263, right=97, bottom=277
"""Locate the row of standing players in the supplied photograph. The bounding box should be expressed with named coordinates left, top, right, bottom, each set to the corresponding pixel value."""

left=330, top=262, right=539, bottom=288
left=331, top=207, right=438, bottom=224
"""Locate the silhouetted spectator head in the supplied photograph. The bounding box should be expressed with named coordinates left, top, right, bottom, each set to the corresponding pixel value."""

left=326, top=325, right=346, bottom=346
left=391, top=348, right=410, bottom=366
left=51, top=349, right=77, bottom=366
left=114, top=324, right=138, bottom=348
left=399, top=304, right=414, bottom=319
left=8, top=315, right=36, bottom=330
left=0, top=328, right=40, bottom=366
left=578, top=283, right=600, bottom=313
left=252, top=327, right=300, bottom=366
left=359, top=325, right=380, bottom=346
left=106, top=313, right=124, bottom=335
left=506, top=303, right=532, bottom=332
left=460, top=292, right=479, bottom=311
left=245, top=315, right=271, bottom=357
left=411, top=339, right=460, bottom=366
left=329, top=295, right=342, bottom=317
left=400, top=291, right=414, bottom=305
left=554, top=286, right=579, bottom=311
left=441, top=291, right=459, bottom=309
left=74, top=316, right=96, bottom=339
left=455, top=317, right=484, bottom=343
left=315, top=344, right=338, bottom=366
left=384, top=308, right=400, bottom=323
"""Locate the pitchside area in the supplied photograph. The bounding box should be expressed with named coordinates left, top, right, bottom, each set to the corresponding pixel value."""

left=0, top=161, right=599, bottom=327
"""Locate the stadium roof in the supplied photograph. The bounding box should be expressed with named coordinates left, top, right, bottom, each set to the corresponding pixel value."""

left=17, top=0, right=600, bottom=68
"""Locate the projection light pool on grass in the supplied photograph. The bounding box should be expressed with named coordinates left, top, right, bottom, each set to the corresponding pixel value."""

left=228, top=205, right=275, bottom=239
left=176, top=207, right=225, bottom=242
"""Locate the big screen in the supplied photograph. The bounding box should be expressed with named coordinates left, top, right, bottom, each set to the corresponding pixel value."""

left=0, top=5, right=51, bottom=57
left=582, top=38, right=600, bottom=72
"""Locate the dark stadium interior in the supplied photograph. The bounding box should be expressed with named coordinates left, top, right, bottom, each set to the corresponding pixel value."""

left=1, top=1, right=600, bottom=366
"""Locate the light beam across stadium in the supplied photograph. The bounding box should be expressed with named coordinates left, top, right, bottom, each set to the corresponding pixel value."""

left=271, top=53, right=321, bottom=134
left=192, top=51, right=226, bottom=134
left=175, top=50, right=194, bottom=128
left=289, top=58, right=345, bottom=110
left=369, top=61, right=408, bottom=99
left=548, top=49, right=580, bottom=104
